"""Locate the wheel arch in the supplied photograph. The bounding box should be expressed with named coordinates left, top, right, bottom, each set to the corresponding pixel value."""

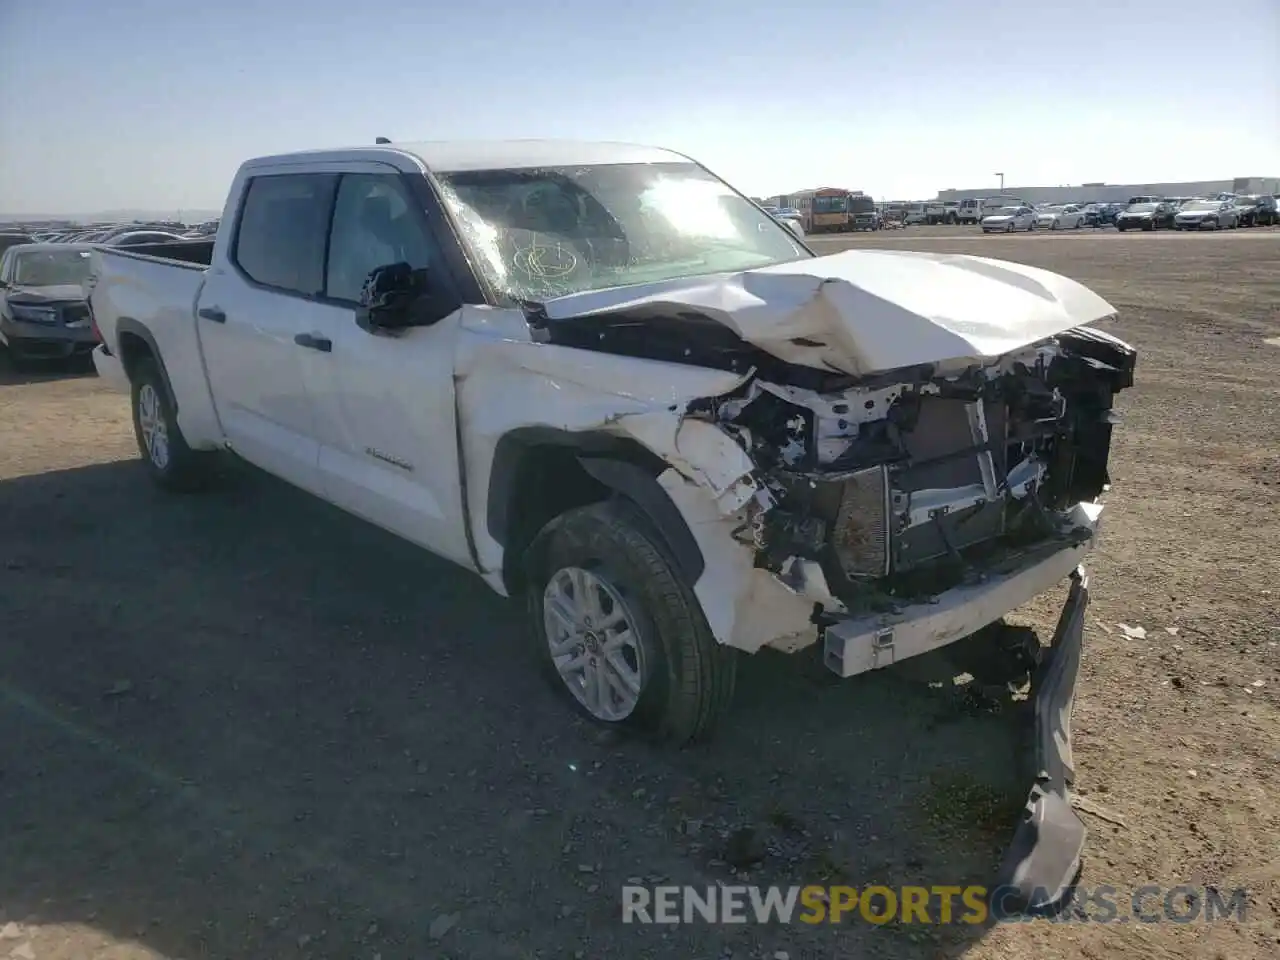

left=487, top=427, right=707, bottom=595
left=115, top=318, right=179, bottom=412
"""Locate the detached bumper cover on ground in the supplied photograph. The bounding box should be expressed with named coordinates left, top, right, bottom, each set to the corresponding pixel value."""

left=992, top=566, right=1089, bottom=914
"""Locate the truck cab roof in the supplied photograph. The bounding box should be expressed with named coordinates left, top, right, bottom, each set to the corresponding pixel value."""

left=242, top=139, right=692, bottom=174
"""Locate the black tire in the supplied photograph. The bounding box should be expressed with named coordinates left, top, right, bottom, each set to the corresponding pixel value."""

left=526, top=500, right=737, bottom=745
left=130, top=357, right=213, bottom=492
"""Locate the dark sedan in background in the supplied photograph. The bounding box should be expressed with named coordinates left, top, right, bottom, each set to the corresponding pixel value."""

left=1231, top=196, right=1278, bottom=228
left=0, top=243, right=98, bottom=366
left=1115, top=201, right=1177, bottom=231
left=1083, top=202, right=1124, bottom=226
left=1250, top=196, right=1279, bottom=226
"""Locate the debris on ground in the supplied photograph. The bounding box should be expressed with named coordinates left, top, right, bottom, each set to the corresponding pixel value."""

left=1072, top=795, right=1128, bottom=827
left=428, top=914, right=459, bottom=940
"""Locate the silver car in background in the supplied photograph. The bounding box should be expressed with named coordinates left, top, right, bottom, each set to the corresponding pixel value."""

left=1174, top=199, right=1238, bottom=231
left=981, top=205, right=1037, bottom=233
left=1035, top=204, right=1086, bottom=230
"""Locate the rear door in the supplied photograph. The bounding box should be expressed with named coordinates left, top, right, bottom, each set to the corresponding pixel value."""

left=196, top=172, right=337, bottom=494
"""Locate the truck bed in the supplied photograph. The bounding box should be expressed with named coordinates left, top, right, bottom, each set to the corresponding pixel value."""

left=87, top=241, right=223, bottom=449
left=97, top=238, right=215, bottom=268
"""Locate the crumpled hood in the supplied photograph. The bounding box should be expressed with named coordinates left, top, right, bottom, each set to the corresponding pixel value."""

left=536, top=249, right=1117, bottom=377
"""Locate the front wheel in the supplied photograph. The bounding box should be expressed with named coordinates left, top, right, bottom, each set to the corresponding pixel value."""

left=130, top=358, right=213, bottom=492
left=527, top=501, right=737, bottom=745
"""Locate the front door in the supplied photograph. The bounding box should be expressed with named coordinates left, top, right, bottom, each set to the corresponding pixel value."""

left=304, top=170, right=474, bottom=568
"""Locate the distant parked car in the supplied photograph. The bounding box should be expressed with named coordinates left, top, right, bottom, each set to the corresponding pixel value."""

left=1082, top=203, right=1115, bottom=227
left=1035, top=204, right=1086, bottom=230
left=0, top=232, right=35, bottom=257
left=1116, top=201, right=1176, bottom=231
left=762, top=203, right=803, bottom=238
left=760, top=206, right=805, bottom=239
left=1173, top=199, right=1238, bottom=231
left=1249, top=196, right=1278, bottom=226
left=981, top=205, right=1036, bottom=233
left=1098, top=203, right=1124, bottom=226
left=901, top=203, right=928, bottom=225
left=1231, top=196, right=1264, bottom=228
left=101, top=230, right=188, bottom=247
left=0, top=242, right=98, bottom=365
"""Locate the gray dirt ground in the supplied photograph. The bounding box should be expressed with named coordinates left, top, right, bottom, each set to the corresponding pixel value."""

left=0, top=226, right=1277, bottom=960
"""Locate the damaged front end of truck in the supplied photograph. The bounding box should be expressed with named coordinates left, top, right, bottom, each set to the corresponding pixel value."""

left=515, top=248, right=1137, bottom=911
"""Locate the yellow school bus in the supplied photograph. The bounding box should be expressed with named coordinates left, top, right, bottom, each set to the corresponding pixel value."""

left=808, top=187, right=855, bottom=233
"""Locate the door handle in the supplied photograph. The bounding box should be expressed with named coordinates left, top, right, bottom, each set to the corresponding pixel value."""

left=198, top=306, right=226, bottom=323
left=294, top=332, right=332, bottom=353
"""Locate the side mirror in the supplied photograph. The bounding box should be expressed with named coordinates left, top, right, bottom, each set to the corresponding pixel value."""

left=355, top=262, right=451, bottom=334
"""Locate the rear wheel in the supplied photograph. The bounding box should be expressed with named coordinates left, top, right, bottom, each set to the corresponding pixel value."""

left=130, top=358, right=213, bottom=492
left=527, top=500, right=737, bottom=745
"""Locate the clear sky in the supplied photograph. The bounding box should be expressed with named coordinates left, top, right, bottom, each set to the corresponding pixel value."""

left=1, top=0, right=1277, bottom=215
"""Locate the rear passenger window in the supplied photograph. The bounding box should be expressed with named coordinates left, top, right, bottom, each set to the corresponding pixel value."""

left=233, top=174, right=337, bottom=296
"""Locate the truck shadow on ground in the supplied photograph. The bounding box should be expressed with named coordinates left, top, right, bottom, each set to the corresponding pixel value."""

left=0, top=459, right=1032, bottom=959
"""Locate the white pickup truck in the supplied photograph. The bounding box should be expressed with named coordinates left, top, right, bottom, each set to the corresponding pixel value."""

left=87, top=139, right=1136, bottom=910
left=924, top=201, right=959, bottom=225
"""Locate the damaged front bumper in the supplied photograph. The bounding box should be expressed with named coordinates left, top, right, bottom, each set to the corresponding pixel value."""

left=822, top=502, right=1101, bottom=678
left=992, top=565, right=1089, bottom=914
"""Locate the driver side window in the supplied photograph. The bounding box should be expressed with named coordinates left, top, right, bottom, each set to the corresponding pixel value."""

left=325, top=173, right=439, bottom=304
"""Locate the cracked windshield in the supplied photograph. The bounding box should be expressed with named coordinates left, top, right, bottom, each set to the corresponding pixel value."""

left=437, top=162, right=806, bottom=298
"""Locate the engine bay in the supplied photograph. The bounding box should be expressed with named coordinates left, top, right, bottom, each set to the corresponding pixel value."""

left=688, top=326, right=1137, bottom=613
